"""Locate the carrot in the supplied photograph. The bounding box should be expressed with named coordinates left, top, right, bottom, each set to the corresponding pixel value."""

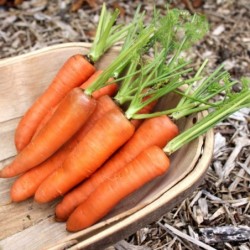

left=80, top=70, right=103, bottom=89
left=10, top=94, right=117, bottom=202
left=130, top=88, right=158, bottom=128
left=34, top=107, right=135, bottom=203
left=10, top=142, right=74, bottom=202
left=81, top=70, right=118, bottom=99
left=0, top=88, right=96, bottom=178
left=15, top=55, right=95, bottom=152
left=66, top=145, right=170, bottom=232
left=55, top=115, right=178, bottom=221
left=14, top=4, right=127, bottom=151
left=33, top=70, right=118, bottom=138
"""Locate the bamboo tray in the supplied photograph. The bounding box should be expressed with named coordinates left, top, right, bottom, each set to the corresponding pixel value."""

left=0, top=43, right=214, bottom=250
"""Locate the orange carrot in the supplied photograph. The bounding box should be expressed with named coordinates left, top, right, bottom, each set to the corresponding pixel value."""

left=92, top=83, right=118, bottom=99
left=81, top=70, right=118, bottom=99
left=15, top=54, right=95, bottom=152
left=130, top=88, right=158, bottom=128
left=34, top=107, right=135, bottom=203
left=55, top=115, right=178, bottom=221
left=66, top=145, right=170, bottom=232
left=10, top=142, right=74, bottom=202
left=0, top=88, right=96, bottom=178
left=10, top=95, right=118, bottom=202
left=33, top=70, right=118, bottom=139
left=80, top=70, right=103, bottom=89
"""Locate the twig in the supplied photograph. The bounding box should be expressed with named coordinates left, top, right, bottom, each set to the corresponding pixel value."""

left=157, top=222, right=217, bottom=250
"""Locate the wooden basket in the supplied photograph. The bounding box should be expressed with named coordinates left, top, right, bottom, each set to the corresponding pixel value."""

left=0, top=43, right=214, bottom=250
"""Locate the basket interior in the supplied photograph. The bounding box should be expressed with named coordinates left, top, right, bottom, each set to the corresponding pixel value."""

left=0, top=43, right=212, bottom=250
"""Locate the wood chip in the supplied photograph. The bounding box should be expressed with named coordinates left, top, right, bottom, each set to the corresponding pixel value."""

left=1, top=1, right=250, bottom=249
left=200, top=225, right=250, bottom=244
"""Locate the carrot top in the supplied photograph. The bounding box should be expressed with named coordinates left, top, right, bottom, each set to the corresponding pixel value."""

left=86, top=8, right=209, bottom=106
left=122, top=51, right=196, bottom=120
left=84, top=24, right=155, bottom=96
left=129, top=58, right=237, bottom=120
left=111, top=8, right=209, bottom=118
left=86, top=3, right=131, bottom=63
left=164, top=77, right=250, bottom=154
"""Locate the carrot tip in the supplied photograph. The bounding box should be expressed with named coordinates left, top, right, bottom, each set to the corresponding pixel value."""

left=0, top=168, right=10, bottom=178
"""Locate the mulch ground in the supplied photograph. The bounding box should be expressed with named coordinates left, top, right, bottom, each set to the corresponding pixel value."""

left=0, top=1, right=249, bottom=249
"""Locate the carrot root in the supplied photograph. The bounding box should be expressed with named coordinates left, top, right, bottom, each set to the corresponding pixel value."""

left=66, top=145, right=170, bottom=232
left=34, top=107, right=135, bottom=203
left=15, top=54, right=95, bottom=152
left=0, top=88, right=96, bottom=178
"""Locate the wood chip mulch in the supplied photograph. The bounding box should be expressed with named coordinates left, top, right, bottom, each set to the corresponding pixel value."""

left=0, top=0, right=249, bottom=249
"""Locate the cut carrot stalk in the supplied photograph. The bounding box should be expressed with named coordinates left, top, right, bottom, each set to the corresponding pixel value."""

left=66, top=145, right=170, bottom=232
left=34, top=107, right=135, bottom=203
left=55, top=115, right=178, bottom=221
left=10, top=95, right=118, bottom=202
left=0, top=88, right=96, bottom=178
left=14, top=4, right=128, bottom=152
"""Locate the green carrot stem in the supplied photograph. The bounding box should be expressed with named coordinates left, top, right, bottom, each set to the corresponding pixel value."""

left=176, top=59, right=209, bottom=107
left=164, top=91, right=250, bottom=155
left=88, top=4, right=129, bottom=63
left=114, top=55, right=141, bottom=105
left=112, top=6, right=145, bottom=79
left=88, top=3, right=120, bottom=62
left=124, top=74, right=199, bottom=120
left=131, top=103, right=212, bottom=120
left=179, top=65, right=226, bottom=107
left=171, top=78, right=238, bottom=120
left=85, top=25, right=155, bottom=96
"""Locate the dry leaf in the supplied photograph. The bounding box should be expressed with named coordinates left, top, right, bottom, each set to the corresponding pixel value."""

left=181, top=0, right=204, bottom=10
left=71, top=0, right=97, bottom=12
left=85, top=29, right=96, bottom=38
left=0, top=0, right=24, bottom=5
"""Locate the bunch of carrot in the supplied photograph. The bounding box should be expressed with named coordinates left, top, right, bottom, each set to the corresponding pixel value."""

left=1, top=5, right=249, bottom=233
